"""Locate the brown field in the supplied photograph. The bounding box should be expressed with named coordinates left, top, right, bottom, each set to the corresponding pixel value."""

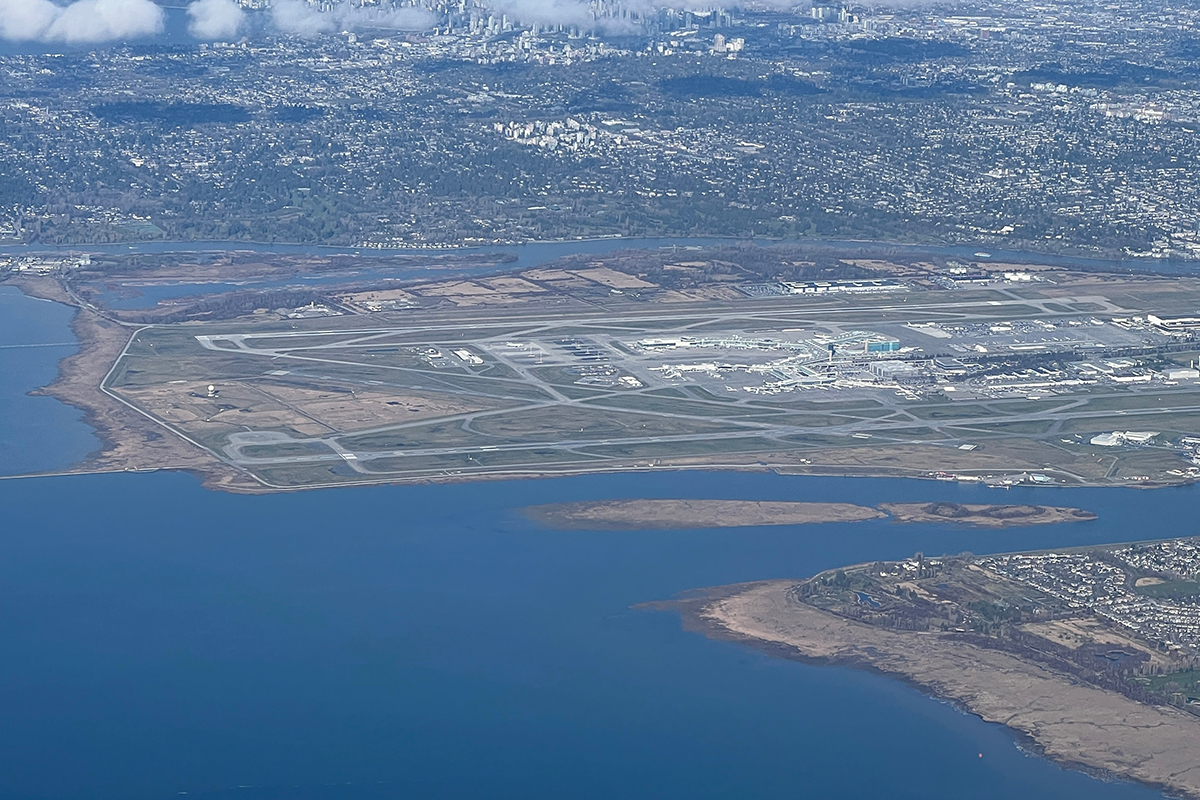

left=478, top=276, right=547, bottom=293
left=116, top=381, right=331, bottom=441
left=254, top=382, right=507, bottom=429
left=116, top=379, right=512, bottom=448
left=568, top=267, right=657, bottom=289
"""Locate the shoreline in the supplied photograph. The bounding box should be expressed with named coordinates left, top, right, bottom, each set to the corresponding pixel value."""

left=8, top=275, right=257, bottom=492
left=653, top=581, right=1200, bottom=800
left=4, top=451, right=1195, bottom=494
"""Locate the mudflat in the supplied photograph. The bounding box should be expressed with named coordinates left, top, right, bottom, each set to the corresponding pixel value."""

left=523, top=499, right=886, bottom=530
left=685, top=580, right=1200, bottom=799
left=879, top=502, right=1097, bottom=527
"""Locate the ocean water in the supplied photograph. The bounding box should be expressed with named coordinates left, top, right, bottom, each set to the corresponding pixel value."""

left=0, top=286, right=98, bottom=475
left=0, top=468, right=1189, bottom=800
left=0, top=279, right=1187, bottom=800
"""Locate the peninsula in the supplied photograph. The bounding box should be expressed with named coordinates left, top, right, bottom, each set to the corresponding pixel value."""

left=661, top=538, right=1200, bottom=798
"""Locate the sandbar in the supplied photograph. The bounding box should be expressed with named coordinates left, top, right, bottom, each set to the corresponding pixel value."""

left=523, top=499, right=886, bottom=530
left=879, top=502, right=1097, bottom=527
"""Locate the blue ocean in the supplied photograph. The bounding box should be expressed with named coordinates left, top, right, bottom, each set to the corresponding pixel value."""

left=0, top=285, right=1183, bottom=800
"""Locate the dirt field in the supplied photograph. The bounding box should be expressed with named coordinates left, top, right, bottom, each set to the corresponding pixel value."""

left=567, top=267, right=657, bottom=289
left=254, top=382, right=506, bottom=429
left=116, top=378, right=512, bottom=447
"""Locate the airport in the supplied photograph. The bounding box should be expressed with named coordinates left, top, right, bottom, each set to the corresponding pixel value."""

left=91, top=251, right=1200, bottom=490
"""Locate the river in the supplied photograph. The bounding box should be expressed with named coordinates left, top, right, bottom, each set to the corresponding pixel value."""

left=6, top=233, right=1198, bottom=273
left=11, top=234, right=1200, bottom=311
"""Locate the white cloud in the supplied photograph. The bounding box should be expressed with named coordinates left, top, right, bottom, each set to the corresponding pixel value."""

left=0, top=0, right=61, bottom=41
left=269, top=0, right=328, bottom=35
left=186, top=0, right=244, bottom=39
left=487, top=0, right=592, bottom=28
left=270, top=0, right=435, bottom=37
left=0, top=0, right=165, bottom=43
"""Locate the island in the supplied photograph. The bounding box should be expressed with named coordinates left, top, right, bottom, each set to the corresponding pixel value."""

left=657, top=538, right=1200, bottom=798
left=523, top=499, right=886, bottom=530
left=8, top=245, right=1200, bottom=492
left=524, top=499, right=1097, bottom=530
left=879, top=502, right=1097, bottom=527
